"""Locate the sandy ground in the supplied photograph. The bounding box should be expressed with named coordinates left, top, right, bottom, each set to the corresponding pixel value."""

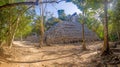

left=0, top=41, right=103, bottom=67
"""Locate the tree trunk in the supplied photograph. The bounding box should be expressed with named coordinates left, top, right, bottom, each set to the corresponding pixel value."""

left=0, top=41, right=1, bottom=46
left=7, top=26, right=12, bottom=47
left=39, top=0, right=44, bottom=47
left=20, top=32, right=23, bottom=41
left=8, top=17, right=20, bottom=48
left=117, top=32, right=120, bottom=40
left=82, top=9, right=87, bottom=50
left=101, top=0, right=112, bottom=56
left=9, top=32, right=15, bottom=48
left=82, top=24, right=86, bottom=50
left=39, top=20, right=44, bottom=47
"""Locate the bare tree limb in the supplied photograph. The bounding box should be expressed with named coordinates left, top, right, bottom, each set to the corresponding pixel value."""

left=0, top=1, right=57, bottom=10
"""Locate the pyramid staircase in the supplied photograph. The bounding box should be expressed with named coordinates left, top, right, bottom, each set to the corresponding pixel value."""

left=45, top=20, right=100, bottom=44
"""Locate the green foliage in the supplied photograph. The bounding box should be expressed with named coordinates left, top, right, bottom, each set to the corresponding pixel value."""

left=31, top=15, right=46, bottom=35
left=15, top=6, right=35, bottom=38
left=32, top=16, right=61, bottom=35
left=72, top=0, right=118, bottom=41
left=71, top=0, right=103, bottom=11
left=108, top=0, right=120, bottom=41
left=0, top=0, right=9, bottom=6
left=15, top=24, right=32, bottom=38
left=0, top=3, right=34, bottom=46
left=45, top=17, right=60, bottom=30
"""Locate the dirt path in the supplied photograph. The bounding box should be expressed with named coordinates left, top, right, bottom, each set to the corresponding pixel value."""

left=0, top=41, right=102, bottom=67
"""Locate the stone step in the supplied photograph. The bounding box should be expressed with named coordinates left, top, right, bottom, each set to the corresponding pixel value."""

left=63, top=23, right=76, bottom=26
left=64, top=26, right=76, bottom=28
left=110, top=48, right=120, bottom=52
left=63, top=29, right=81, bottom=31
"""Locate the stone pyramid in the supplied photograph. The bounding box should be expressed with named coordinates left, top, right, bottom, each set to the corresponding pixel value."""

left=44, top=15, right=100, bottom=44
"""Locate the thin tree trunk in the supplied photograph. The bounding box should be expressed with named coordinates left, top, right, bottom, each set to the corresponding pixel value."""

left=101, top=0, right=112, bottom=56
left=0, top=41, right=1, bottom=46
left=39, top=22, right=44, bottom=47
left=6, top=6, right=13, bottom=47
left=117, top=32, right=120, bottom=40
left=7, top=9, right=12, bottom=47
left=9, top=32, right=15, bottom=48
left=39, top=0, right=44, bottom=47
left=20, top=32, right=23, bottom=41
left=9, top=17, right=20, bottom=48
left=6, top=6, right=32, bottom=48
left=82, top=24, right=86, bottom=50
left=82, top=9, right=87, bottom=50
left=7, top=26, right=12, bottom=47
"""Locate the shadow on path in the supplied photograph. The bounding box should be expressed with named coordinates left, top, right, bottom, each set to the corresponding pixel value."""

left=7, top=53, right=81, bottom=63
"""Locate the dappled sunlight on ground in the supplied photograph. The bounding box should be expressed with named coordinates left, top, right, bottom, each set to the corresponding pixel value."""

left=0, top=41, right=103, bottom=67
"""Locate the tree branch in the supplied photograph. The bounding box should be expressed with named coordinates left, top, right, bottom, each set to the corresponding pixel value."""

left=0, top=1, right=57, bottom=10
